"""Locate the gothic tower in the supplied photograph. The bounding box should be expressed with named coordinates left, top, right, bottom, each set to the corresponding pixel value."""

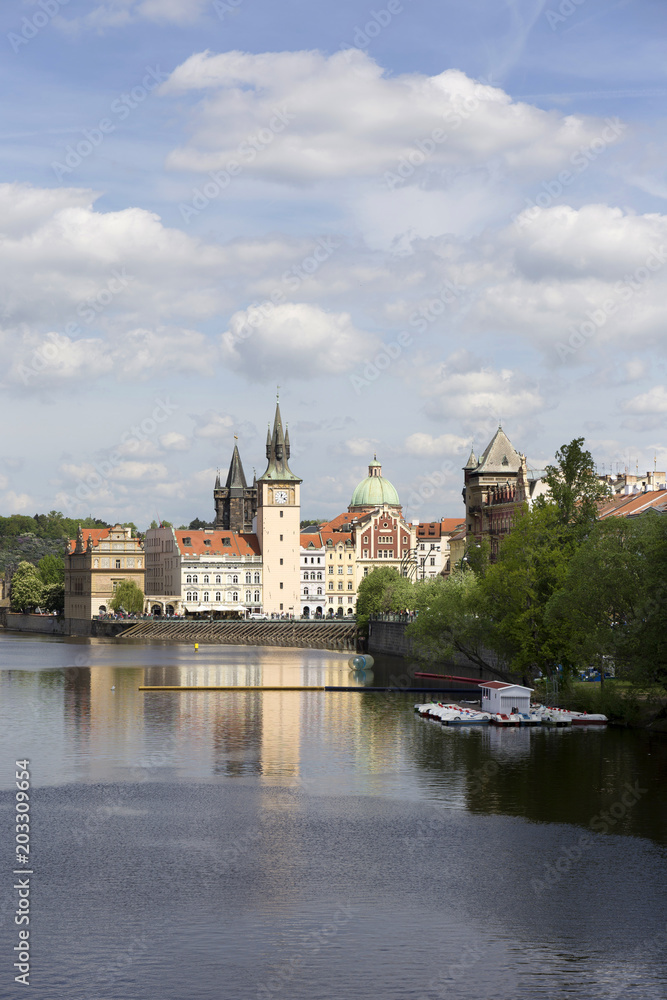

left=213, top=441, right=258, bottom=532
left=256, top=402, right=302, bottom=615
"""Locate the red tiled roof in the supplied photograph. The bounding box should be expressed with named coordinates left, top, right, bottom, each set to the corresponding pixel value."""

left=320, top=530, right=352, bottom=546
left=301, top=533, right=324, bottom=548
left=478, top=681, right=533, bottom=691
left=174, top=530, right=260, bottom=557
left=67, top=527, right=113, bottom=553
left=440, top=518, right=466, bottom=532
left=599, top=491, right=667, bottom=518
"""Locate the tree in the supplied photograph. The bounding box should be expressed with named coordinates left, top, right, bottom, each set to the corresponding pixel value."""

left=535, top=437, right=610, bottom=530
left=42, top=583, right=65, bottom=615
left=356, top=567, right=416, bottom=631
left=37, top=554, right=64, bottom=585
left=10, top=561, right=44, bottom=612
left=408, top=571, right=507, bottom=677
left=479, top=504, right=574, bottom=679
left=188, top=518, right=212, bottom=530
left=300, top=519, right=326, bottom=528
left=110, top=580, right=145, bottom=614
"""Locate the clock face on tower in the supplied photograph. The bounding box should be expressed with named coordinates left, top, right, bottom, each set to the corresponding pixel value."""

left=274, top=490, right=288, bottom=504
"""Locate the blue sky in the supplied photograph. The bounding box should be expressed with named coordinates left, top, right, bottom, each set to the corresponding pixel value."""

left=1, top=0, right=666, bottom=526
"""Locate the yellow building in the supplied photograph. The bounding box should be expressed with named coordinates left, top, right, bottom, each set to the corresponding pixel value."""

left=64, top=524, right=145, bottom=618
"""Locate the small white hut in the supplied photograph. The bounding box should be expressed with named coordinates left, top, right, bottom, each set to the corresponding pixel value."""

left=479, top=681, right=533, bottom=715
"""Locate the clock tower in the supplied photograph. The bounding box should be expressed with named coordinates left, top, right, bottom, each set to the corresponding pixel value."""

left=257, top=401, right=302, bottom=615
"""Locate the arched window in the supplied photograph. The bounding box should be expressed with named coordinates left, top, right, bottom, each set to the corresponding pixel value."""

left=310, top=572, right=316, bottom=580
left=203, top=592, right=209, bottom=602
left=245, top=572, right=252, bottom=584
left=215, top=575, right=221, bottom=584
left=254, top=590, right=260, bottom=602
left=203, top=575, right=209, bottom=584
left=317, top=572, right=322, bottom=580
left=215, top=592, right=221, bottom=602
left=245, top=590, right=252, bottom=602
left=304, top=587, right=309, bottom=596
left=192, top=575, right=198, bottom=584
left=227, top=575, right=233, bottom=584
left=232, top=591, right=239, bottom=602
left=186, top=574, right=192, bottom=584
left=254, top=572, right=260, bottom=584
left=317, top=587, right=322, bottom=596
left=232, top=574, right=239, bottom=585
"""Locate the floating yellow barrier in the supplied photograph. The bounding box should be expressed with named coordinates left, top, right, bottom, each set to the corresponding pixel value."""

left=138, top=685, right=326, bottom=691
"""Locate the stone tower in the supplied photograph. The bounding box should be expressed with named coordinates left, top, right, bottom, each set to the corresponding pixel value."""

left=213, top=442, right=258, bottom=533
left=256, top=402, right=302, bottom=615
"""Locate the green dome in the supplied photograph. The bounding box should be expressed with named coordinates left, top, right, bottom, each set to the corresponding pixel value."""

left=350, top=458, right=400, bottom=509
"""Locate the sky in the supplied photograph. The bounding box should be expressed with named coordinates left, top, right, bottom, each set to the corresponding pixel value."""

left=1, top=0, right=666, bottom=527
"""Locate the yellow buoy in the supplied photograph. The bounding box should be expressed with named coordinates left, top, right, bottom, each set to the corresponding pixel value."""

left=194, top=643, right=199, bottom=650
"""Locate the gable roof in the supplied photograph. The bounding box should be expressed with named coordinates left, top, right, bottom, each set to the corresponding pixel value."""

left=174, top=530, right=260, bottom=557
left=474, top=427, right=522, bottom=475
left=478, top=680, right=533, bottom=692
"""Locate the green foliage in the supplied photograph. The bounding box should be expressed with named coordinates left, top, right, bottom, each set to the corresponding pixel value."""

left=10, top=561, right=44, bottom=612
left=535, top=437, right=610, bottom=530
left=479, top=503, right=575, bottom=678
left=355, top=567, right=417, bottom=632
left=42, top=583, right=65, bottom=615
left=463, top=538, right=490, bottom=576
left=187, top=518, right=212, bottom=530
left=300, top=519, right=326, bottom=528
left=110, top=580, right=145, bottom=614
left=0, top=512, right=108, bottom=541
left=407, top=572, right=501, bottom=673
left=37, top=553, right=64, bottom=585
left=548, top=513, right=667, bottom=693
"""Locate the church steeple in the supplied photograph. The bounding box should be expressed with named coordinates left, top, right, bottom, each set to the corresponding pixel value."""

left=213, top=438, right=258, bottom=532
left=225, top=443, right=248, bottom=491
left=258, top=403, right=301, bottom=482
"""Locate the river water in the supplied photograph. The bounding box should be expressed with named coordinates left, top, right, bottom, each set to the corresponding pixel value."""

left=0, top=632, right=666, bottom=999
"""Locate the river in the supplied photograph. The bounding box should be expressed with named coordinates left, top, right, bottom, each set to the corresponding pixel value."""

left=0, top=632, right=666, bottom=999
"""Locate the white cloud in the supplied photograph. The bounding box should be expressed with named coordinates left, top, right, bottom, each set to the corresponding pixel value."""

left=344, top=438, right=379, bottom=457
left=2, top=491, right=34, bottom=512
left=220, top=302, right=381, bottom=381
left=403, top=432, right=471, bottom=457
left=622, top=385, right=667, bottom=414
left=58, top=0, right=209, bottom=32
left=160, top=50, right=605, bottom=184
left=160, top=432, right=190, bottom=451
left=192, top=413, right=235, bottom=440
left=417, top=354, right=545, bottom=424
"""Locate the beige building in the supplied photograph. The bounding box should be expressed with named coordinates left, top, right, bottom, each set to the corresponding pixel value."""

left=64, top=524, right=145, bottom=618
left=256, top=406, right=302, bottom=615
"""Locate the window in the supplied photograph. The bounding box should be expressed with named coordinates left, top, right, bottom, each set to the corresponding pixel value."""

left=328, top=582, right=333, bottom=590
left=222, top=537, right=231, bottom=546
left=254, top=590, right=260, bottom=602
left=364, top=567, right=369, bottom=577
left=216, top=575, right=221, bottom=584
left=246, top=590, right=252, bottom=602
left=254, top=572, right=261, bottom=584
left=232, top=574, right=239, bottom=584
left=280, top=511, right=283, bottom=518
left=347, top=582, right=353, bottom=590
left=317, top=587, right=322, bottom=596
left=363, top=549, right=368, bottom=558
left=430, top=557, right=436, bottom=566
left=186, top=574, right=192, bottom=584
left=280, top=558, right=283, bottom=565
left=182, top=537, right=191, bottom=547
left=232, top=592, right=239, bottom=602
left=328, top=566, right=333, bottom=575
left=115, top=559, right=121, bottom=569
left=316, top=572, right=322, bottom=580
left=310, top=572, right=316, bottom=580
left=338, top=597, right=343, bottom=604
left=348, top=597, right=354, bottom=604
left=203, top=592, right=209, bottom=602
left=279, top=582, right=283, bottom=589
left=216, top=592, right=221, bottom=602
left=280, top=534, right=283, bottom=541
left=203, top=575, right=209, bottom=584
left=347, top=566, right=353, bottom=574
left=337, top=582, right=343, bottom=590
left=245, top=573, right=252, bottom=584
left=337, top=567, right=343, bottom=575
left=192, top=576, right=198, bottom=584
left=204, top=540, right=211, bottom=546
left=317, top=557, right=321, bottom=564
